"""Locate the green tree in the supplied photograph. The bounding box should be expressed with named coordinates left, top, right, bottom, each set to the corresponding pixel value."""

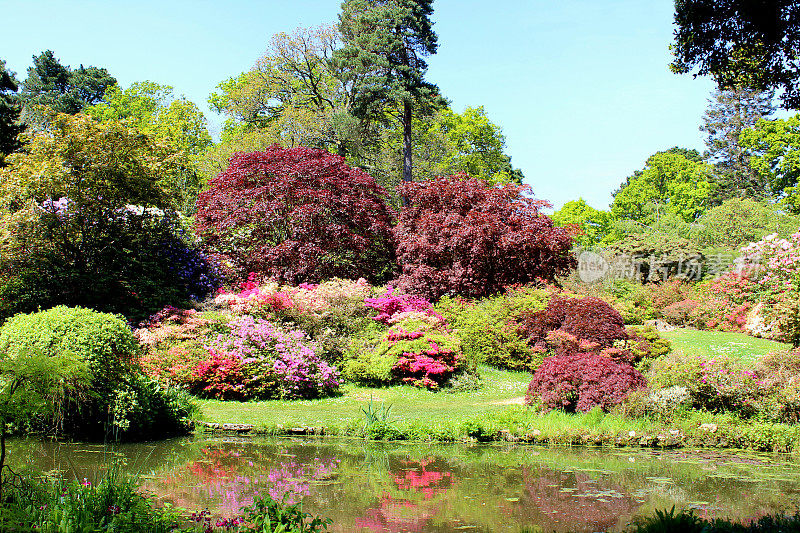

left=20, top=50, right=116, bottom=119
left=206, top=25, right=374, bottom=178
left=370, top=105, right=523, bottom=193
left=701, top=85, right=775, bottom=199
left=336, top=0, right=443, bottom=187
left=671, top=0, right=800, bottom=109
left=0, top=60, right=23, bottom=167
left=86, top=81, right=211, bottom=211
left=740, top=113, right=800, bottom=213
left=611, top=150, right=715, bottom=224
left=552, top=198, right=614, bottom=247
left=693, top=198, right=800, bottom=249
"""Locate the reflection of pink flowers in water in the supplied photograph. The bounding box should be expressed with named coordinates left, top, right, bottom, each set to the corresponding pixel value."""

left=354, top=458, right=455, bottom=532
left=158, top=447, right=340, bottom=517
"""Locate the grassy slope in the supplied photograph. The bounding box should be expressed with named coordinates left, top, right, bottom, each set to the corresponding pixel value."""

left=199, top=365, right=531, bottom=428
left=661, top=328, right=791, bottom=365
left=200, top=329, right=792, bottom=431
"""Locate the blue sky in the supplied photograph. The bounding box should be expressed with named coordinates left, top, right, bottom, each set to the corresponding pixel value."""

left=1, top=0, right=719, bottom=210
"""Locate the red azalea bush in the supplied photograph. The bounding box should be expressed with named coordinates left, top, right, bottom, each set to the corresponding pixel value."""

left=393, top=175, right=575, bottom=299
left=195, top=146, right=396, bottom=284
left=525, top=352, right=646, bottom=412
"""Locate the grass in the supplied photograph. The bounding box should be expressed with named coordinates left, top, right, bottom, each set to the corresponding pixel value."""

left=661, top=328, right=791, bottom=365
left=197, top=329, right=800, bottom=450
left=199, top=365, right=531, bottom=429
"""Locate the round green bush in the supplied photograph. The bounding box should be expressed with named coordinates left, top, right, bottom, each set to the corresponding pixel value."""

left=0, top=306, right=194, bottom=441
left=0, top=306, right=138, bottom=386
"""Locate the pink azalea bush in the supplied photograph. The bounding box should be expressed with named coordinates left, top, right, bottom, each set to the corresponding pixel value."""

left=135, top=306, right=340, bottom=401
left=741, top=231, right=800, bottom=292
left=364, top=286, right=443, bottom=325
left=189, top=316, right=340, bottom=400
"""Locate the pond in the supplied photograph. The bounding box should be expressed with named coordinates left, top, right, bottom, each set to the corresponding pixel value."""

left=7, top=436, right=800, bottom=532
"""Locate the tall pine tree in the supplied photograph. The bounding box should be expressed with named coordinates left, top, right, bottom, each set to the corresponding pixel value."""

left=700, top=85, right=775, bottom=200
left=0, top=60, right=23, bottom=167
left=335, top=0, right=443, bottom=190
left=20, top=50, right=116, bottom=118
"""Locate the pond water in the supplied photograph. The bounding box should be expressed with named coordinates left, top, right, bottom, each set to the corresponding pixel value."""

left=8, top=436, right=800, bottom=532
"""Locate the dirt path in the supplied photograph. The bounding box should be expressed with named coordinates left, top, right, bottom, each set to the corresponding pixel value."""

left=487, top=396, right=526, bottom=406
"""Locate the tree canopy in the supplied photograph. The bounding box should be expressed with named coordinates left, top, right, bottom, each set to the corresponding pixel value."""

left=0, top=60, right=22, bottom=167
left=86, top=81, right=211, bottom=212
left=740, top=113, right=800, bottom=213
left=336, top=0, right=443, bottom=185
left=701, top=85, right=775, bottom=199
left=611, top=150, right=715, bottom=224
left=671, top=0, right=800, bottom=109
left=19, top=50, right=116, bottom=119
left=552, top=198, right=613, bottom=247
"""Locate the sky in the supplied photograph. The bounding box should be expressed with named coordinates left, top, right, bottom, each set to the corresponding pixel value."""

left=1, top=0, right=722, bottom=211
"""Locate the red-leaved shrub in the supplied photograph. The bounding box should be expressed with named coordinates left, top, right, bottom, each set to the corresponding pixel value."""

left=525, top=353, right=646, bottom=412
left=393, top=175, right=575, bottom=299
left=517, top=296, right=627, bottom=349
left=195, top=146, right=396, bottom=284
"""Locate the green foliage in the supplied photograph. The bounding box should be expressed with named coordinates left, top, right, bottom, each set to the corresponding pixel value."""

left=628, top=507, right=706, bottom=533
left=436, top=287, right=549, bottom=371
left=0, top=306, right=138, bottom=386
left=0, top=307, right=194, bottom=441
left=19, top=50, right=116, bottom=117
left=740, top=113, right=800, bottom=213
left=1, top=472, right=183, bottom=532
left=239, top=494, right=333, bottom=532
left=110, top=373, right=198, bottom=440
left=0, top=59, right=23, bottom=167
left=671, top=0, right=800, bottom=109
left=336, top=0, right=443, bottom=183
left=700, top=85, right=775, bottom=200
left=552, top=198, right=614, bottom=247
left=611, top=150, right=715, bottom=224
left=344, top=319, right=463, bottom=386
left=693, top=198, right=800, bottom=249
left=626, top=324, right=672, bottom=367
left=0, top=112, right=215, bottom=323
left=603, top=233, right=704, bottom=282
left=86, top=81, right=211, bottom=212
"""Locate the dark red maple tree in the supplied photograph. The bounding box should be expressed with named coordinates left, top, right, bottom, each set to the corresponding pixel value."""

left=195, top=146, right=396, bottom=284
left=393, top=175, right=576, bottom=299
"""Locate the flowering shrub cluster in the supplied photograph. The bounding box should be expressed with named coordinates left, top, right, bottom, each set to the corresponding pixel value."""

left=136, top=306, right=340, bottom=401
left=188, top=316, right=339, bottom=401
left=344, top=318, right=465, bottom=390
left=642, top=349, right=800, bottom=422
left=741, top=232, right=800, bottom=292
left=661, top=273, right=760, bottom=332
left=517, top=296, right=628, bottom=350
left=525, top=352, right=646, bottom=412
left=435, top=287, right=548, bottom=371
left=364, top=286, right=444, bottom=325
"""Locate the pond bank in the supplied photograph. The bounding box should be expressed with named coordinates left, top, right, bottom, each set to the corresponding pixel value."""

left=197, top=409, right=800, bottom=453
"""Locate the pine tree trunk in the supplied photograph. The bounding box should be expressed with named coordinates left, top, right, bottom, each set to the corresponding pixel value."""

left=403, top=100, right=413, bottom=184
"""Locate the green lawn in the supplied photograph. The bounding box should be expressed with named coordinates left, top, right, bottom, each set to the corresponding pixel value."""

left=198, top=329, right=795, bottom=434
left=199, top=365, right=531, bottom=428
left=661, top=327, right=791, bottom=365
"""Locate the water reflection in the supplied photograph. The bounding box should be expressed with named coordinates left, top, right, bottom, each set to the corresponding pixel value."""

left=8, top=437, right=800, bottom=532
